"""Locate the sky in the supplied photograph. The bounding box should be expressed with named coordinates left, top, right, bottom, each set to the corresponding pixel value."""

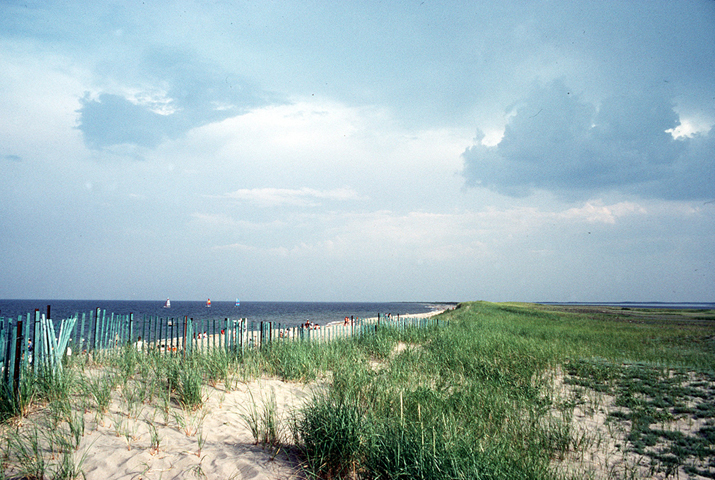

left=1, top=1, right=713, bottom=303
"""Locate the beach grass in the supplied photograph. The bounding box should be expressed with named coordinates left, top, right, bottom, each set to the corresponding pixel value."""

left=290, top=302, right=715, bottom=479
left=1, top=302, right=713, bottom=479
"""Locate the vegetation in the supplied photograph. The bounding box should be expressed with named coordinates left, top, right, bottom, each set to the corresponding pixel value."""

left=289, top=302, right=714, bottom=479
left=1, top=302, right=713, bottom=479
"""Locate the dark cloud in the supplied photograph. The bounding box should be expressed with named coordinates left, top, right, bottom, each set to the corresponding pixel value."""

left=462, top=80, right=713, bottom=200
left=77, top=48, right=272, bottom=151
left=78, top=93, right=170, bottom=149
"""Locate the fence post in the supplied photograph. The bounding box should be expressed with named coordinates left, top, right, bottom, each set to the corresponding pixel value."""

left=93, top=308, right=99, bottom=352
left=110, top=313, right=116, bottom=349
left=77, top=313, right=85, bottom=354
left=92, top=308, right=98, bottom=352
left=2, top=320, right=13, bottom=386
left=70, top=312, right=82, bottom=355
left=23, top=314, right=31, bottom=369
left=170, top=319, right=175, bottom=355
left=101, top=310, right=108, bottom=351
left=99, top=311, right=106, bottom=351
left=237, top=319, right=241, bottom=352
left=11, top=320, right=23, bottom=401
left=241, top=319, right=247, bottom=353
left=233, top=318, right=241, bottom=355
left=238, top=318, right=248, bottom=355
left=119, top=314, right=124, bottom=346
left=183, top=316, right=188, bottom=356
left=108, top=313, right=114, bottom=350
left=32, top=310, right=40, bottom=371
left=192, top=318, right=196, bottom=353
left=0, top=318, right=6, bottom=384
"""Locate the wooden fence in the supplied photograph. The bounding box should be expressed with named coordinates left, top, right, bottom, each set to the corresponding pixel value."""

left=1, top=308, right=445, bottom=398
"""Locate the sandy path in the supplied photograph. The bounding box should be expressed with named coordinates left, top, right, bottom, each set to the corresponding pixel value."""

left=75, top=378, right=319, bottom=480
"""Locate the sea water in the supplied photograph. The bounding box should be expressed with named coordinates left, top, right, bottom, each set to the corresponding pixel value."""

left=0, top=299, right=453, bottom=329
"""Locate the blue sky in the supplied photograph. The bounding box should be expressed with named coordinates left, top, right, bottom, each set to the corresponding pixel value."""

left=1, top=1, right=713, bottom=302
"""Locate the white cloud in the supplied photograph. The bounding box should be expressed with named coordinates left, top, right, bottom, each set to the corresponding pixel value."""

left=219, top=187, right=364, bottom=207
left=0, top=43, right=88, bottom=158
left=208, top=200, right=654, bottom=266
left=667, top=116, right=713, bottom=139
left=192, top=98, right=470, bottom=167
left=559, top=201, right=647, bottom=224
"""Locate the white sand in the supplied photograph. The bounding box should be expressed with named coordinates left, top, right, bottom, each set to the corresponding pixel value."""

left=3, top=308, right=450, bottom=480
left=79, top=378, right=317, bottom=480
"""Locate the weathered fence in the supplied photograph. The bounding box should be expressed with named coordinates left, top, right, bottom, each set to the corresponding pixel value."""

left=1, top=308, right=445, bottom=398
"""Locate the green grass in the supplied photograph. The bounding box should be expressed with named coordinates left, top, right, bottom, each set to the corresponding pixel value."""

left=2, top=302, right=713, bottom=479
left=565, top=358, right=715, bottom=478
left=289, top=302, right=715, bottom=479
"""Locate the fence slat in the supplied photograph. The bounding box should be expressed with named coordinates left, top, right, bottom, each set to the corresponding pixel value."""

left=3, top=306, right=447, bottom=395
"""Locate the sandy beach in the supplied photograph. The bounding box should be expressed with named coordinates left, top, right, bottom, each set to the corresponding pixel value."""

left=2, top=309, right=448, bottom=480
left=3, top=304, right=713, bottom=480
left=77, top=378, right=318, bottom=480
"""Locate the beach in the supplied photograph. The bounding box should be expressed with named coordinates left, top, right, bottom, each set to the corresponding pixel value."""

left=2, top=308, right=448, bottom=480
left=3, top=303, right=714, bottom=479
left=76, top=378, right=318, bottom=480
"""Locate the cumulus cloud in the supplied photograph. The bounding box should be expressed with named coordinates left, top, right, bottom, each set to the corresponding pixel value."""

left=76, top=48, right=270, bottom=151
left=462, top=80, right=714, bottom=200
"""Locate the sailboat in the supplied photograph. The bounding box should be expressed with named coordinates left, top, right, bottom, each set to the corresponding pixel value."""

left=164, top=298, right=171, bottom=308
left=235, top=298, right=240, bottom=307
left=206, top=298, right=211, bottom=308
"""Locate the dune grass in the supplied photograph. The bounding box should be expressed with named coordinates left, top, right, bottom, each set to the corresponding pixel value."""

left=290, top=302, right=715, bottom=479
left=1, top=302, right=713, bottom=479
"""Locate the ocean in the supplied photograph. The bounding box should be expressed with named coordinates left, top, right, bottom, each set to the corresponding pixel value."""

left=0, top=300, right=454, bottom=329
